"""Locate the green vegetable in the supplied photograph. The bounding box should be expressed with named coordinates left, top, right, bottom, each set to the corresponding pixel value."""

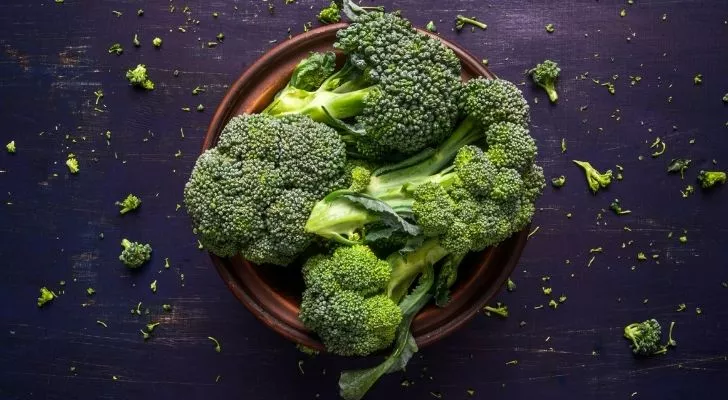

left=624, top=319, right=674, bottom=356
left=551, top=175, right=566, bottom=188
left=162, top=304, right=172, bottom=312
left=483, top=303, right=508, bottom=318
left=317, top=2, right=341, bottom=24
left=264, top=6, right=462, bottom=158
left=6, top=140, right=15, bottom=153
left=126, top=64, right=154, bottom=90
left=152, top=37, right=162, bottom=48
left=216, top=33, right=225, bottom=42
left=426, top=21, right=437, bottom=32
left=150, top=280, right=157, bottom=293
left=137, top=9, right=144, bottom=16
left=694, top=74, right=702, bottom=85
left=697, top=170, right=726, bottom=189
left=183, top=114, right=347, bottom=265
left=108, top=43, right=123, bottom=55
left=116, top=194, right=141, bottom=214
left=455, top=15, right=487, bottom=31
left=133, top=34, right=140, bottom=47
left=610, top=199, right=631, bottom=215
left=66, top=154, right=79, bottom=174
left=338, top=263, right=435, bottom=400
left=528, top=60, right=560, bottom=103
left=545, top=23, right=555, bottom=33
left=37, top=287, right=56, bottom=307
left=667, top=158, right=691, bottom=178
left=119, top=238, right=152, bottom=268
left=86, top=287, right=95, bottom=296
left=723, top=93, right=728, bottom=103
left=573, top=160, right=612, bottom=193
left=208, top=336, right=222, bottom=352
left=305, top=77, right=537, bottom=250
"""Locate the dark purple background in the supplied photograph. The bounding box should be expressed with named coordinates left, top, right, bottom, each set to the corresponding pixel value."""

left=1, top=1, right=727, bottom=399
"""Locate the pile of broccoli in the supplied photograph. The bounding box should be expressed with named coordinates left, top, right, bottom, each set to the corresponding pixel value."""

left=183, top=2, right=544, bottom=399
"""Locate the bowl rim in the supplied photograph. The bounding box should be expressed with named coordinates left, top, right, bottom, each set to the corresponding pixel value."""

left=201, top=23, right=527, bottom=351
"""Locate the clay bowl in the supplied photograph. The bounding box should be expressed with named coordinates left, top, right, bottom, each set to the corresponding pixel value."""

left=203, top=23, right=528, bottom=352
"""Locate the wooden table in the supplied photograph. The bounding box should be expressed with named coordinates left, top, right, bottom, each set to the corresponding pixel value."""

left=1, top=1, right=727, bottom=399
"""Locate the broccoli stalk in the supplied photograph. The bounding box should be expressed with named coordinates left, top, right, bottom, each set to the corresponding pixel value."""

left=455, top=15, right=487, bottom=31
left=528, top=60, right=561, bottom=103
left=573, top=160, right=612, bottom=193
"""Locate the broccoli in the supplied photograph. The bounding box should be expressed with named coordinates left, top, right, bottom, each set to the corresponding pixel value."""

left=183, top=114, right=348, bottom=265
left=66, top=154, right=79, bottom=174
left=6, top=140, right=16, bottom=153
left=667, top=158, right=691, bottom=178
left=455, top=15, right=487, bottom=31
left=551, top=175, right=565, bottom=188
left=126, top=64, right=154, bottom=90
left=305, top=77, right=537, bottom=250
left=317, top=2, right=341, bottom=24
left=116, top=194, right=141, bottom=214
left=573, top=160, right=612, bottom=193
left=119, top=238, right=152, bottom=268
left=623, top=319, right=674, bottom=356
left=528, top=60, right=560, bottom=103
left=152, top=37, right=162, bottom=48
left=299, top=243, right=440, bottom=399
left=723, top=93, right=728, bottom=103
left=37, top=287, right=56, bottom=307
left=425, top=20, right=437, bottom=32
left=264, top=4, right=462, bottom=158
left=697, top=170, right=726, bottom=189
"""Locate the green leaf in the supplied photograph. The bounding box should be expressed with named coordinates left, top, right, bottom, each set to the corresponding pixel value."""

left=434, top=254, right=464, bottom=307
left=341, top=192, right=421, bottom=237
left=289, top=52, right=337, bottom=91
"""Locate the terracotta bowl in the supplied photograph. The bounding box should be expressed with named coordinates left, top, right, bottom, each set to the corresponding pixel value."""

left=202, top=23, right=528, bottom=352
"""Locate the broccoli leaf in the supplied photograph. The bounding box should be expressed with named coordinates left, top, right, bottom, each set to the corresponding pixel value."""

left=289, top=52, right=337, bottom=91
left=340, top=192, right=421, bottom=237
left=434, top=254, right=464, bottom=307
left=339, top=265, right=434, bottom=400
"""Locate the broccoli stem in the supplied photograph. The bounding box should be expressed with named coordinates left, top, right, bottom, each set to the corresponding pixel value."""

left=543, top=85, right=558, bottom=103
left=121, top=238, right=132, bottom=250
left=386, top=238, right=448, bottom=303
left=264, top=87, right=371, bottom=121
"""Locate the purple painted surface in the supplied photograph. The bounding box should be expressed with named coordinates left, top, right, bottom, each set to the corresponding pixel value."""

left=1, top=1, right=727, bottom=399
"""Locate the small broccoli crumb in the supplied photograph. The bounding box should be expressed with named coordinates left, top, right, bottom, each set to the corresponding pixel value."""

left=116, top=194, right=141, bottom=214
left=610, top=199, right=631, bottom=215
left=192, top=86, right=205, bottom=95
left=317, top=1, right=340, bottom=24
left=693, top=74, right=702, bottom=85
left=561, top=138, right=567, bottom=153
left=723, top=93, right=728, bottom=103
left=162, top=304, right=172, bottom=312
left=551, top=175, right=566, bottom=188
left=620, top=9, right=627, bottom=17
left=133, top=34, right=140, bottom=47
left=650, top=137, right=666, bottom=157
left=506, top=278, right=516, bottom=292
left=667, top=158, right=691, bottom=178
left=152, top=37, right=162, bottom=48
left=676, top=303, right=687, bottom=312
left=208, top=336, right=222, bottom=352
left=37, top=287, right=56, bottom=307
left=483, top=303, right=508, bottom=318
left=108, top=43, right=123, bottom=55
left=455, top=15, right=487, bottom=31
left=426, top=21, right=437, bottom=32
left=296, top=344, right=320, bottom=356
left=6, top=141, right=16, bottom=153
left=637, top=252, right=647, bottom=261
left=678, top=235, right=687, bottom=243
left=86, top=287, right=95, bottom=296
left=216, top=33, right=225, bottom=42
left=137, top=9, right=143, bottom=16
left=196, top=104, right=205, bottom=112
left=545, top=23, right=555, bottom=33
left=573, top=160, right=612, bottom=193
left=125, top=64, right=154, bottom=90
left=66, top=154, right=79, bottom=174
left=697, top=170, right=726, bottom=189
left=150, top=280, right=157, bottom=293
left=681, top=185, right=695, bottom=198
left=119, top=238, right=152, bottom=268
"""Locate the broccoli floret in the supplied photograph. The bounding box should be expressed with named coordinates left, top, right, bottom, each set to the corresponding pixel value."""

left=116, top=194, right=141, bottom=214
left=66, top=154, right=79, bottom=174
left=528, top=60, right=560, bottom=103
left=6, top=140, right=16, bottom=153
left=317, top=2, right=341, bottom=24
left=551, top=175, right=566, bottom=188
left=697, top=170, right=726, bottom=189
left=119, top=238, right=152, bottom=268
left=184, top=114, right=347, bottom=265
left=573, top=160, right=612, bottom=193
left=305, top=77, right=539, bottom=251
left=723, top=93, right=728, bottom=103
left=264, top=7, right=462, bottom=158
left=624, top=319, right=667, bottom=356
left=152, top=37, right=162, bottom=47
left=37, top=287, right=56, bottom=307
left=455, top=15, right=487, bottom=31
left=126, top=64, right=154, bottom=90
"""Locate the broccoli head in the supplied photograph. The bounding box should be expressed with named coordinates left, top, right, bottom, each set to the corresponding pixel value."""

left=116, top=194, right=141, bottom=214
left=119, top=238, right=152, bottom=268
left=264, top=6, right=462, bottom=158
left=126, top=64, right=154, bottom=90
left=697, top=170, right=726, bottom=189
left=528, top=60, right=560, bottom=103
left=573, top=160, right=612, bottom=193
left=183, top=114, right=347, bottom=265
left=624, top=319, right=666, bottom=356
left=299, top=245, right=402, bottom=356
